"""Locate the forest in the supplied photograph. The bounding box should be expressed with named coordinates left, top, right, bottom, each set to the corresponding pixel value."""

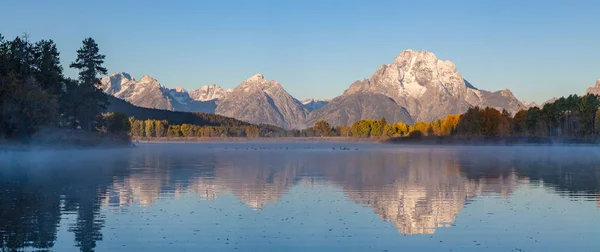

left=312, top=94, right=600, bottom=140
left=0, top=34, right=277, bottom=146
left=0, top=34, right=133, bottom=146
left=127, top=94, right=600, bottom=141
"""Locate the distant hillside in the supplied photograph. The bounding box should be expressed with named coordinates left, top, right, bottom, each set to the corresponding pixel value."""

left=107, top=96, right=280, bottom=129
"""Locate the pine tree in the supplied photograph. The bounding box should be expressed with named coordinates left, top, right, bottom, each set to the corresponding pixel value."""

left=33, top=39, right=64, bottom=97
left=7, top=35, right=36, bottom=79
left=69, top=38, right=108, bottom=131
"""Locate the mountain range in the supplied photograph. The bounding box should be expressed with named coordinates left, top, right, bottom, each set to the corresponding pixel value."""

left=100, top=49, right=536, bottom=129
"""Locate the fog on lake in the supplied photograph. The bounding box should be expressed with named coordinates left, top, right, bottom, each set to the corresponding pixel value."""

left=1, top=142, right=599, bottom=251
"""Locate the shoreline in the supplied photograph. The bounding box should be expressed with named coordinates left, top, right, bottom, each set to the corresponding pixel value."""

left=132, top=136, right=379, bottom=143
left=383, top=136, right=600, bottom=146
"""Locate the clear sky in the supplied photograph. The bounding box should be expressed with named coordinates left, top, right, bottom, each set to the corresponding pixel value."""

left=1, top=0, right=598, bottom=103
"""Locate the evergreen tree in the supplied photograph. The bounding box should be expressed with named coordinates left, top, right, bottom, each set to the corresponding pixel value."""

left=7, top=35, right=36, bottom=79
left=69, top=38, right=108, bottom=131
left=33, top=39, right=64, bottom=96
left=0, top=34, right=7, bottom=75
left=61, top=78, right=81, bottom=128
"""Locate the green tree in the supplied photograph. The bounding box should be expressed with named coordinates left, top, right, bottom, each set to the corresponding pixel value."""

left=69, top=38, right=108, bottom=131
left=512, top=110, right=527, bottom=136
left=0, top=73, right=58, bottom=138
left=577, top=94, right=600, bottom=136
left=525, top=107, right=542, bottom=136
left=105, top=112, right=131, bottom=135
left=595, top=110, right=600, bottom=136
left=60, top=78, right=81, bottom=128
left=33, top=39, right=64, bottom=97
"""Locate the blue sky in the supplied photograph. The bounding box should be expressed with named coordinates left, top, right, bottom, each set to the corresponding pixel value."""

left=1, top=0, right=598, bottom=103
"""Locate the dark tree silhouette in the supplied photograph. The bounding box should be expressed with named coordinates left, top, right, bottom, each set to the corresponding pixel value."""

left=69, top=38, right=108, bottom=131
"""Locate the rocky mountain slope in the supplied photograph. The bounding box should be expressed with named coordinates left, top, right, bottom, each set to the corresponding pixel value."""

left=520, top=100, right=539, bottom=109
left=100, top=73, right=216, bottom=113
left=305, top=92, right=413, bottom=126
left=189, top=84, right=231, bottom=101
left=466, top=88, right=524, bottom=113
left=101, top=50, right=528, bottom=129
left=324, top=50, right=525, bottom=124
left=586, top=79, right=600, bottom=96
left=214, top=74, right=308, bottom=129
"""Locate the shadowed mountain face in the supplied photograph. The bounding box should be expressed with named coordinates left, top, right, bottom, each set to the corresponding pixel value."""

left=305, top=92, right=414, bottom=126
left=301, top=98, right=330, bottom=112
left=2, top=144, right=600, bottom=251
left=466, top=88, right=525, bottom=113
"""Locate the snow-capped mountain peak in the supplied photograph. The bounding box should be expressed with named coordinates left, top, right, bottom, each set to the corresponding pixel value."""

left=248, top=74, right=265, bottom=82
left=238, top=74, right=283, bottom=93
left=174, top=87, right=187, bottom=93
left=301, top=98, right=330, bottom=105
left=99, top=72, right=137, bottom=96
left=140, top=74, right=159, bottom=83
left=521, top=100, right=539, bottom=109
left=301, top=98, right=330, bottom=112
left=189, top=84, right=230, bottom=101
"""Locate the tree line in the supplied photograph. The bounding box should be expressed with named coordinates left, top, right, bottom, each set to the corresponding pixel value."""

left=129, top=118, right=255, bottom=138
left=309, top=94, right=600, bottom=139
left=0, top=34, right=130, bottom=144
left=129, top=118, right=326, bottom=138
left=131, top=93, right=600, bottom=140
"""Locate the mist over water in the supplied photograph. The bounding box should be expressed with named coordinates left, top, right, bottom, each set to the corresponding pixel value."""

left=1, top=143, right=599, bottom=251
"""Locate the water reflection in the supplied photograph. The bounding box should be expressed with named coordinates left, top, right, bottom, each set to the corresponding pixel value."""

left=1, top=144, right=600, bottom=251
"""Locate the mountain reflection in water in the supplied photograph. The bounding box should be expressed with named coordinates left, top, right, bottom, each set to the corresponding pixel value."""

left=1, top=143, right=599, bottom=251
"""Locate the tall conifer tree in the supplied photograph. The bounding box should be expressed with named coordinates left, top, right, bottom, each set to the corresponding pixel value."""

left=69, top=38, right=108, bottom=131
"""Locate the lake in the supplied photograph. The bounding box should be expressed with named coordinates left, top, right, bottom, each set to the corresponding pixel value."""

left=1, top=142, right=599, bottom=251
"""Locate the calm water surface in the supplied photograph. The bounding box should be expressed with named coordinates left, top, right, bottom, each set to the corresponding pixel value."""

left=1, top=142, right=599, bottom=251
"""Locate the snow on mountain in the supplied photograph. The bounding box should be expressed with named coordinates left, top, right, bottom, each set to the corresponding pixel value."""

left=215, top=74, right=308, bottom=129
left=189, top=84, right=231, bottom=101
left=301, top=98, right=330, bottom=111
left=100, top=73, right=216, bottom=112
left=520, top=100, right=539, bottom=109
left=101, top=50, right=526, bottom=129
left=317, top=49, right=523, bottom=123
